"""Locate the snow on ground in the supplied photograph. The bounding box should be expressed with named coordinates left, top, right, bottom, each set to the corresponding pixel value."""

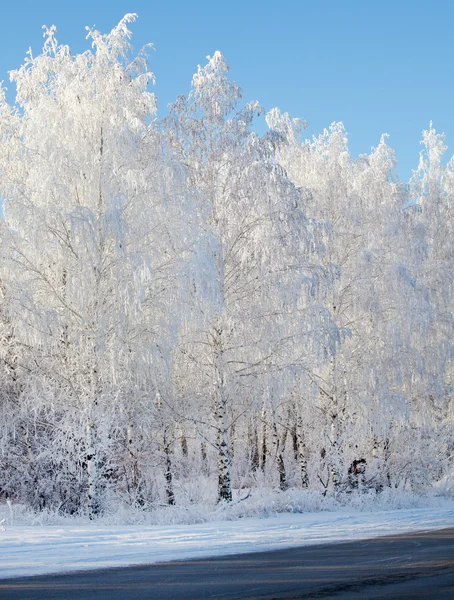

left=0, top=504, right=453, bottom=579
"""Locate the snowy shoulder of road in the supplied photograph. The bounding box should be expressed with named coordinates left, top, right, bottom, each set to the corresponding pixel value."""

left=1, top=501, right=453, bottom=579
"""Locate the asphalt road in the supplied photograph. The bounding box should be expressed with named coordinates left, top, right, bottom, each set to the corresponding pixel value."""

left=0, top=527, right=453, bottom=599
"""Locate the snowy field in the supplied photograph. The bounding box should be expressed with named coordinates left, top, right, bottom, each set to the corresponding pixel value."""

left=1, top=503, right=453, bottom=580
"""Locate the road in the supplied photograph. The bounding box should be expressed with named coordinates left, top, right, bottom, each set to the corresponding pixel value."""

left=0, top=527, right=453, bottom=599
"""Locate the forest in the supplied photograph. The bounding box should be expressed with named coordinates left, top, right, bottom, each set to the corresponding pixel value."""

left=0, top=15, right=452, bottom=519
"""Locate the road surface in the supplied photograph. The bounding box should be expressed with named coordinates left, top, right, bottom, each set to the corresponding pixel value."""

left=0, top=527, right=453, bottom=599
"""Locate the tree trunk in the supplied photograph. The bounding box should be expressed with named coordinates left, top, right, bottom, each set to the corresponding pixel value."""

left=126, top=421, right=143, bottom=504
left=216, top=400, right=232, bottom=502
left=296, top=413, right=309, bottom=488
left=214, top=324, right=232, bottom=503
left=272, top=416, right=287, bottom=491
left=249, top=424, right=259, bottom=472
left=261, top=399, right=267, bottom=471
left=154, top=393, right=176, bottom=505
left=329, top=408, right=341, bottom=490
left=86, top=418, right=98, bottom=519
left=384, top=436, right=392, bottom=487
left=163, top=428, right=175, bottom=506
left=201, top=441, right=207, bottom=463
left=180, top=429, right=188, bottom=458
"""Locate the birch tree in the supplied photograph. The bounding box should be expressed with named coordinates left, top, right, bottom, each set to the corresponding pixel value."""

left=165, top=53, right=322, bottom=500
left=0, top=15, right=188, bottom=514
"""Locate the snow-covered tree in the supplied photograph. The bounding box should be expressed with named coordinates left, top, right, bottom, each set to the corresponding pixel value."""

left=0, top=15, right=189, bottom=514
left=0, top=15, right=450, bottom=516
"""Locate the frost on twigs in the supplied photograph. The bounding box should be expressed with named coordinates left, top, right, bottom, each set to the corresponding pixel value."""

left=0, top=15, right=451, bottom=519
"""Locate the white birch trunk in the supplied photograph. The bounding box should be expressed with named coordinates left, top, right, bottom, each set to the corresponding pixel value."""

left=296, top=413, right=309, bottom=488
left=261, top=398, right=267, bottom=471
left=271, top=414, right=287, bottom=491
left=85, top=419, right=97, bottom=518
left=329, top=405, right=341, bottom=490
left=214, top=324, right=232, bottom=502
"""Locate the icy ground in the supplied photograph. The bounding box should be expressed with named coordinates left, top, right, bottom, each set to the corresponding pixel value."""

left=1, top=504, right=453, bottom=579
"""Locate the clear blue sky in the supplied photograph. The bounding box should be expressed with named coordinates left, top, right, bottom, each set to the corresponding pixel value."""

left=1, top=0, right=452, bottom=181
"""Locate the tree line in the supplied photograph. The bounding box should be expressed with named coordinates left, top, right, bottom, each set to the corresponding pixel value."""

left=0, top=15, right=451, bottom=517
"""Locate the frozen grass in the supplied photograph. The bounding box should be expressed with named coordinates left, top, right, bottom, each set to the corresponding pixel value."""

left=2, top=485, right=452, bottom=527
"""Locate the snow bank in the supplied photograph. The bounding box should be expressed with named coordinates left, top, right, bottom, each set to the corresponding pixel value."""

left=0, top=500, right=453, bottom=579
